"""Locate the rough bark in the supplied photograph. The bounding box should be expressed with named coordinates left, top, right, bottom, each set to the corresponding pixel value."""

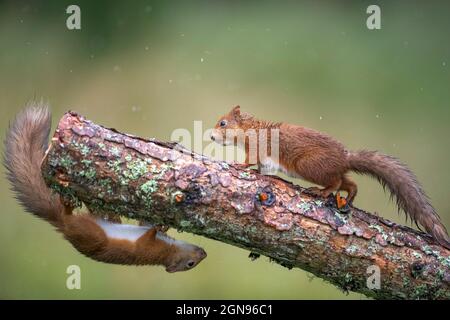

left=41, top=111, right=450, bottom=300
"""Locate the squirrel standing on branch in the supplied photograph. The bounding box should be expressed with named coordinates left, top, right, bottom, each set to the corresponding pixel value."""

left=211, top=105, right=450, bottom=249
left=3, top=103, right=206, bottom=272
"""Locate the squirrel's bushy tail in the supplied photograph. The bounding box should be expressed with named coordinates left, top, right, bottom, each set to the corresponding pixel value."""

left=3, top=102, right=64, bottom=228
left=348, top=150, right=450, bottom=249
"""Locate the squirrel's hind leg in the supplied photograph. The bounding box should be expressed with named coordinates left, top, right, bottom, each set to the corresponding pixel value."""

left=306, top=178, right=342, bottom=198
left=340, top=176, right=358, bottom=204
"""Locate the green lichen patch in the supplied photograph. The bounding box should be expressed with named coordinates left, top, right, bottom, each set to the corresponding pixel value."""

left=81, top=159, right=92, bottom=166
left=83, top=167, right=96, bottom=180
left=333, top=211, right=348, bottom=224
left=411, top=284, right=429, bottom=299
left=59, top=154, right=76, bottom=170
left=421, top=245, right=434, bottom=256
left=110, top=146, right=121, bottom=157
left=412, top=251, right=423, bottom=259
left=140, top=180, right=158, bottom=194
left=345, top=244, right=359, bottom=255
left=107, top=159, right=122, bottom=172
left=98, top=142, right=106, bottom=151
left=88, top=199, right=135, bottom=218
left=220, top=162, right=229, bottom=170
left=179, top=220, right=192, bottom=228
left=124, top=158, right=149, bottom=180
left=137, top=180, right=159, bottom=208
left=79, top=144, right=90, bottom=156
left=369, top=224, right=384, bottom=233
left=98, top=178, right=114, bottom=195
left=314, top=200, right=324, bottom=207
left=297, top=199, right=313, bottom=212
left=50, top=183, right=82, bottom=208
left=239, top=171, right=252, bottom=179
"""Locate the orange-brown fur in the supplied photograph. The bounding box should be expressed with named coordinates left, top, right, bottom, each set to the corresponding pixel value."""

left=3, top=102, right=206, bottom=272
left=212, top=106, right=450, bottom=249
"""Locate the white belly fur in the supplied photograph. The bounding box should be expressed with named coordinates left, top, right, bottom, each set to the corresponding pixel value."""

left=96, top=220, right=190, bottom=248
left=260, top=158, right=303, bottom=179
left=96, top=219, right=150, bottom=241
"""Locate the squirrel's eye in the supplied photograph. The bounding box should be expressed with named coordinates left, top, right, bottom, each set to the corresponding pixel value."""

left=186, top=260, right=195, bottom=268
left=219, top=120, right=227, bottom=127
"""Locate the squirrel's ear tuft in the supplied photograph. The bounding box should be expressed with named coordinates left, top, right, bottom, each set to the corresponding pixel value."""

left=231, top=105, right=241, bottom=119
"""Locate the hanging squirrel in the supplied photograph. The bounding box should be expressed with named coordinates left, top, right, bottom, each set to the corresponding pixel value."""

left=3, top=103, right=206, bottom=272
left=211, top=105, right=450, bottom=249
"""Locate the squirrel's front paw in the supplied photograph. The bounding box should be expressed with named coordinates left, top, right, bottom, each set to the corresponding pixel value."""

left=304, top=187, right=323, bottom=197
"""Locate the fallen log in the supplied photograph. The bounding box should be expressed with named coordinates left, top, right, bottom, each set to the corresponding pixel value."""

left=41, top=111, right=450, bottom=299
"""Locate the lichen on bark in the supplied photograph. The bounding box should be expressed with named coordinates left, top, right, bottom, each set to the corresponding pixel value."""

left=41, top=111, right=450, bottom=300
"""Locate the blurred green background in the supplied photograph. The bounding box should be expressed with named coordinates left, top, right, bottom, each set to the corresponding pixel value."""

left=0, top=0, right=449, bottom=299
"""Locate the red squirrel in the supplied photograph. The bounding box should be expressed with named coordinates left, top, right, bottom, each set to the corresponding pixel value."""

left=3, top=103, right=206, bottom=272
left=211, top=105, right=450, bottom=249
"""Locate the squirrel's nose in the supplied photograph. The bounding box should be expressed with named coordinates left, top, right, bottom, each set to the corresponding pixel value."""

left=196, top=248, right=207, bottom=259
left=210, top=135, right=215, bottom=141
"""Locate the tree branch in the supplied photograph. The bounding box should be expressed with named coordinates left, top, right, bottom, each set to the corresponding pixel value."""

left=41, top=111, right=450, bottom=300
